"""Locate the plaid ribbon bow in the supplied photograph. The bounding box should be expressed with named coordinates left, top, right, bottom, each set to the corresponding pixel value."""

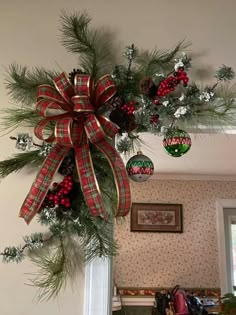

left=19, top=72, right=131, bottom=224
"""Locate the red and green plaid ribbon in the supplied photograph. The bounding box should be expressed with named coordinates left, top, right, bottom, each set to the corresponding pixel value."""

left=19, top=72, right=131, bottom=224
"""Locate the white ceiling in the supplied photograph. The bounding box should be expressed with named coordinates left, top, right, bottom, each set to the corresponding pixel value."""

left=121, top=132, right=236, bottom=178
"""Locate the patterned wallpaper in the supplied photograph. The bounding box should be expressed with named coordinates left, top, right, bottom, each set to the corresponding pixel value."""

left=113, top=179, right=236, bottom=289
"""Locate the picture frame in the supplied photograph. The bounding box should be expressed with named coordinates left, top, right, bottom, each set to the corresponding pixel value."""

left=131, top=203, right=183, bottom=233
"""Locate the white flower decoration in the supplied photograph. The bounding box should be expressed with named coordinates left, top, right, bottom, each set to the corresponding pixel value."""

left=179, top=94, right=185, bottom=101
left=155, top=73, right=164, bottom=77
left=199, top=91, right=214, bottom=102
left=174, top=53, right=187, bottom=71
left=160, top=126, right=168, bottom=134
left=174, top=106, right=188, bottom=118
left=174, top=60, right=184, bottom=72
left=162, top=101, right=169, bottom=107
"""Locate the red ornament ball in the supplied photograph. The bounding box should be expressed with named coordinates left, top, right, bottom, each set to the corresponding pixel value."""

left=163, top=128, right=191, bottom=157
left=126, top=151, right=154, bottom=182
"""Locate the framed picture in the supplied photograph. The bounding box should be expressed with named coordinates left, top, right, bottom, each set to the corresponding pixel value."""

left=131, top=203, right=183, bottom=233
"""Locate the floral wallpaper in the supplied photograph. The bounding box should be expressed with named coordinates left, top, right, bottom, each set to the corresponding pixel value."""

left=113, top=179, right=236, bottom=289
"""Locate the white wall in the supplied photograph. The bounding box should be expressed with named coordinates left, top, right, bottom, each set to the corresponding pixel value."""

left=1, top=0, right=236, bottom=314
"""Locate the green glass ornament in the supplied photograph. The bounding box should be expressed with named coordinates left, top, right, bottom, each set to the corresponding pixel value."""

left=163, top=128, right=191, bottom=157
left=126, top=151, right=154, bottom=182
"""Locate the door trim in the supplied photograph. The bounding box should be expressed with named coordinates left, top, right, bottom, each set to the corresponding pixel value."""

left=216, top=199, right=236, bottom=294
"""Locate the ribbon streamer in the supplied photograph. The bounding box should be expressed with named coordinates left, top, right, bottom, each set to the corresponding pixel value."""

left=20, top=72, right=131, bottom=224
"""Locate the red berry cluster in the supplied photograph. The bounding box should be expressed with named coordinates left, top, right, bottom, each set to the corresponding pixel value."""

left=121, top=100, right=135, bottom=115
left=175, top=68, right=189, bottom=85
left=153, top=99, right=159, bottom=105
left=43, top=175, right=73, bottom=209
left=156, top=68, right=189, bottom=98
left=150, top=115, right=159, bottom=124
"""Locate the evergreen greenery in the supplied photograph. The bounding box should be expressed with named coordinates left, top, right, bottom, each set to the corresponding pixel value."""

left=1, top=10, right=236, bottom=301
left=28, top=235, right=82, bottom=301
left=60, top=10, right=117, bottom=79
left=5, top=63, right=59, bottom=106
left=135, top=41, right=189, bottom=76
left=0, top=150, right=43, bottom=178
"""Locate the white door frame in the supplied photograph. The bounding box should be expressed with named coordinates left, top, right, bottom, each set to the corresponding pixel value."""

left=83, top=257, right=112, bottom=315
left=227, top=215, right=236, bottom=293
left=216, top=199, right=236, bottom=295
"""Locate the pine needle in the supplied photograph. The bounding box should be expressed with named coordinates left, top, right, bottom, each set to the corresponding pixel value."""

left=188, top=84, right=236, bottom=129
left=0, top=150, right=43, bottom=178
left=84, top=221, right=117, bottom=262
left=0, top=107, right=40, bottom=131
left=79, top=207, right=117, bottom=261
left=59, top=10, right=117, bottom=78
left=5, top=63, right=59, bottom=106
left=28, top=236, right=84, bottom=302
left=136, top=40, right=189, bottom=76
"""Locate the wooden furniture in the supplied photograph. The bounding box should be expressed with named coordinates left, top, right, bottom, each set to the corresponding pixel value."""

left=206, top=305, right=221, bottom=314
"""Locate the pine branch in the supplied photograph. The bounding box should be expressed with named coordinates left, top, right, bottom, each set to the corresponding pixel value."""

left=28, top=238, right=66, bottom=301
left=116, top=134, right=144, bottom=154
left=59, top=10, right=117, bottom=78
left=1, top=246, right=24, bottom=263
left=136, top=41, right=189, bottom=76
left=65, top=177, right=118, bottom=261
left=191, top=84, right=236, bottom=123
left=28, top=235, right=84, bottom=301
left=0, top=150, right=43, bottom=178
left=1, top=233, right=49, bottom=263
left=79, top=209, right=117, bottom=261
left=175, top=84, right=236, bottom=132
left=84, top=220, right=117, bottom=262
left=5, top=63, right=58, bottom=106
left=1, top=107, right=41, bottom=131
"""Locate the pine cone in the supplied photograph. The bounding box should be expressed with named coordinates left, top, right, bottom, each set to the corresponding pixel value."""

left=126, top=114, right=137, bottom=132
left=109, top=109, right=136, bottom=132
left=58, top=150, right=75, bottom=176
left=139, top=77, right=157, bottom=97
left=69, top=68, right=85, bottom=85
left=106, top=95, right=124, bottom=110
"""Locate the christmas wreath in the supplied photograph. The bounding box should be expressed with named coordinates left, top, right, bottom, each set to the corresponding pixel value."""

left=0, top=11, right=235, bottom=300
